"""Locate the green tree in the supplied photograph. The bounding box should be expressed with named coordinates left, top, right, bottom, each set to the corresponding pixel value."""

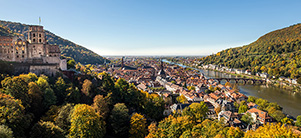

left=241, top=113, right=253, bottom=129
left=0, top=125, right=13, bottom=138
left=182, top=102, right=208, bottom=123
left=55, top=103, right=74, bottom=132
left=65, top=86, right=81, bottom=104
left=1, top=76, right=31, bottom=108
left=28, top=82, right=43, bottom=117
left=0, top=93, right=31, bottom=137
left=296, top=115, right=301, bottom=127
left=109, top=103, right=130, bottom=137
left=67, top=59, right=76, bottom=69
left=129, top=113, right=147, bottom=138
left=43, top=88, right=57, bottom=109
left=30, top=121, right=65, bottom=138
left=238, top=104, right=248, bottom=113
left=69, top=104, right=106, bottom=138
left=54, top=77, right=67, bottom=104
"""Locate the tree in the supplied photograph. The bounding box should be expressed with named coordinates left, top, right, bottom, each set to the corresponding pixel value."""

left=92, top=95, right=109, bottom=119
left=297, top=77, right=301, bottom=84
left=69, top=104, right=106, bottom=138
left=81, top=79, right=92, bottom=97
left=296, top=115, right=301, bottom=127
left=0, top=93, right=31, bottom=137
left=225, top=127, right=244, bottom=138
left=30, top=121, right=65, bottom=138
left=109, top=103, right=130, bottom=137
left=238, top=104, right=248, bottom=113
left=281, top=117, right=294, bottom=125
left=182, top=102, right=208, bottom=123
left=176, top=95, right=188, bottom=104
left=28, top=82, right=43, bottom=117
left=129, top=113, right=147, bottom=138
left=241, top=113, right=253, bottom=129
left=244, top=123, right=300, bottom=137
left=0, top=125, right=13, bottom=138
left=1, top=76, right=31, bottom=108
left=65, top=86, right=81, bottom=104
left=43, top=88, right=57, bottom=109
left=67, top=59, right=76, bottom=69
left=53, top=77, right=67, bottom=104
left=55, top=103, right=74, bottom=132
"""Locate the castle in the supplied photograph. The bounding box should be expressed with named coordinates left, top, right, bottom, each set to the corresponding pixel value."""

left=0, top=25, right=66, bottom=75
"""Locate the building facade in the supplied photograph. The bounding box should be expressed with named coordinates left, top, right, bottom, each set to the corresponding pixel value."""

left=0, top=25, right=66, bottom=75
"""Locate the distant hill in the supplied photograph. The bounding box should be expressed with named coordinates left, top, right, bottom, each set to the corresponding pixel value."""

left=200, top=24, right=301, bottom=79
left=0, top=20, right=107, bottom=64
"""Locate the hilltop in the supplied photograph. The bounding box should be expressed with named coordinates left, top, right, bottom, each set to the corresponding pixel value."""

left=0, top=20, right=107, bottom=64
left=200, top=24, right=301, bottom=79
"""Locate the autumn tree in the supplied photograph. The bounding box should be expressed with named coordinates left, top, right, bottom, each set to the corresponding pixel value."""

left=0, top=93, right=31, bottom=137
left=176, top=95, right=188, bottom=104
left=109, top=103, right=130, bottom=137
left=182, top=102, right=208, bottom=123
left=92, top=95, right=109, bottom=119
left=69, top=104, right=106, bottom=138
left=1, top=76, right=31, bottom=108
left=30, top=121, right=65, bottom=138
left=244, top=123, right=300, bottom=137
left=129, top=113, right=147, bottom=138
left=28, top=81, right=43, bottom=117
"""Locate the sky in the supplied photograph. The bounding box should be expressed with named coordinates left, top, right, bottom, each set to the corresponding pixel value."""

left=1, top=0, right=301, bottom=56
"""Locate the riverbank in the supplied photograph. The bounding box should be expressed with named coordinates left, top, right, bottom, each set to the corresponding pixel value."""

left=163, top=59, right=301, bottom=118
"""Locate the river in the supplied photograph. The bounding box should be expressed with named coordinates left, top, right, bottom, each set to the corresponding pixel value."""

left=163, top=59, right=301, bottom=118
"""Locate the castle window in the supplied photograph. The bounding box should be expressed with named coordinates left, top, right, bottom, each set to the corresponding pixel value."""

left=49, top=55, right=52, bottom=57
left=33, top=33, right=36, bottom=37
left=39, top=34, right=41, bottom=37
left=39, top=39, right=41, bottom=43
left=33, top=39, right=36, bottom=42
left=16, top=55, right=19, bottom=58
left=22, top=51, right=24, bottom=54
left=16, top=51, right=18, bottom=54
left=22, top=55, right=24, bottom=58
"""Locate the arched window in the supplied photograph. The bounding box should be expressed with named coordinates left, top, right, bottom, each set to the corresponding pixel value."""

left=33, top=39, right=36, bottom=42
left=33, top=33, right=36, bottom=37
left=39, top=34, right=41, bottom=37
left=39, top=39, right=41, bottom=43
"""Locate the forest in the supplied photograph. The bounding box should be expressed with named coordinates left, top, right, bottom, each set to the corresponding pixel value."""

left=199, top=24, right=301, bottom=79
left=0, top=20, right=107, bottom=64
left=0, top=61, right=300, bottom=138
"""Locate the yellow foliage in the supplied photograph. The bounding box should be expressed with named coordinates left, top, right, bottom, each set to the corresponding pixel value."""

left=244, top=123, right=300, bottom=138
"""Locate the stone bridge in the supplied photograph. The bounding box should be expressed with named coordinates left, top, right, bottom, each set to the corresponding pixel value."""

left=208, top=78, right=266, bottom=85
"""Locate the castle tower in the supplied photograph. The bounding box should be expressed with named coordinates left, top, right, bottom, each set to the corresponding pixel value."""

left=28, top=26, right=46, bottom=44
left=27, top=25, right=47, bottom=58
